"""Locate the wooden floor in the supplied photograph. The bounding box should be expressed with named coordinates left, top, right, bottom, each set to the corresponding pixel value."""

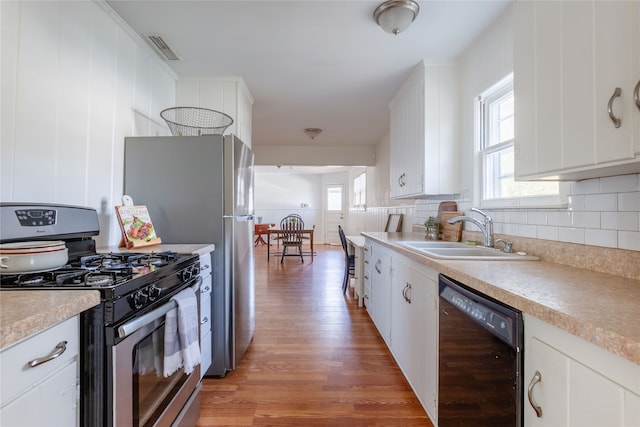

left=196, top=244, right=433, bottom=426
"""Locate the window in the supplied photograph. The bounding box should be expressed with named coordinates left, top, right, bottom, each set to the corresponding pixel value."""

left=353, top=172, right=366, bottom=209
left=476, top=74, right=563, bottom=207
left=326, top=185, right=343, bottom=211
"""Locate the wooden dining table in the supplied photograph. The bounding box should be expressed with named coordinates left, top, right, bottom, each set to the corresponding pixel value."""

left=266, top=228, right=314, bottom=262
left=254, top=223, right=275, bottom=246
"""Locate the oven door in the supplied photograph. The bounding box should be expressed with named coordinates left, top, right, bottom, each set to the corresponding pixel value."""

left=112, top=286, right=201, bottom=427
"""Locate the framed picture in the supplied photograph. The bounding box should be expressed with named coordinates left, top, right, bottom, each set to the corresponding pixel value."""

left=385, top=213, right=403, bottom=232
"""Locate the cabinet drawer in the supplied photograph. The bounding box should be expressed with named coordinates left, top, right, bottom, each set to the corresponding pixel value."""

left=198, top=253, right=212, bottom=277
left=200, top=288, right=211, bottom=338
left=0, top=316, right=79, bottom=406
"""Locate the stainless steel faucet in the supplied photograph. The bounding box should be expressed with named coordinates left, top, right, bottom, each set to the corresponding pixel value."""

left=447, top=208, right=494, bottom=247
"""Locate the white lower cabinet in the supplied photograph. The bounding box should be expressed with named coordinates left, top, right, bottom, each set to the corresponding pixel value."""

left=363, top=243, right=372, bottom=314
left=197, top=251, right=213, bottom=378
left=390, top=256, right=438, bottom=422
left=0, top=316, right=79, bottom=427
left=524, top=314, right=640, bottom=427
left=369, top=243, right=392, bottom=345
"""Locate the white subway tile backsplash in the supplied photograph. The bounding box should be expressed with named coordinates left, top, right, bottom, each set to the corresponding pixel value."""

left=618, top=231, right=640, bottom=251
left=571, top=178, right=599, bottom=195
left=571, top=211, right=600, bottom=229
left=601, top=212, right=639, bottom=231
left=527, top=212, right=547, bottom=225
left=510, top=212, right=527, bottom=224
left=584, top=193, right=617, bottom=211
left=619, top=192, right=640, bottom=212
left=599, top=174, right=638, bottom=193
left=537, top=226, right=559, bottom=241
left=548, top=211, right=573, bottom=227
left=410, top=174, right=639, bottom=252
left=501, top=223, right=519, bottom=235
left=558, top=227, right=585, bottom=244
left=567, top=194, right=585, bottom=211
left=585, top=229, right=617, bottom=248
left=517, top=224, right=537, bottom=238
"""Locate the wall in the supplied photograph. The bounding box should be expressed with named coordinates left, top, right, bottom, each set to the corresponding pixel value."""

left=0, top=1, right=176, bottom=246
left=254, top=170, right=325, bottom=240
left=411, top=6, right=640, bottom=253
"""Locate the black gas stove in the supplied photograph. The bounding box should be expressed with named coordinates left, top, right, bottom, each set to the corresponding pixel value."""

left=0, top=249, right=199, bottom=325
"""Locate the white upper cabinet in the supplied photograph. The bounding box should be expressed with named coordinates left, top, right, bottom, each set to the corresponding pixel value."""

left=514, top=0, right=640, bottom=181
left=389, top=61, right=458, bottom=198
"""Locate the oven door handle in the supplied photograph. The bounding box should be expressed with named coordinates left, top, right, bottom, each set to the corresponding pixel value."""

left=117, top=277, right=203, bottom=339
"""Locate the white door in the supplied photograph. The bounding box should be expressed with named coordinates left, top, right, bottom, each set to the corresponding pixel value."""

left=325, top=184, right=344, bottom=245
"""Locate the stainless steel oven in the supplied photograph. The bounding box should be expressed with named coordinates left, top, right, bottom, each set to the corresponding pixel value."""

left=112, top=282, right=201, bottom=427
left=0, top=203, right=204, bottom=427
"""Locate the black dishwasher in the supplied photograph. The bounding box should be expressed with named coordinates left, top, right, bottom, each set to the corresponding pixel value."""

left=438, top=274, right=523, bottom=427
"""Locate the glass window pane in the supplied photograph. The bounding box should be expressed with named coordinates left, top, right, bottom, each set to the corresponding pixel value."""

left=327, top=186, right=342, bottom=211
left=353, top=173, right=366, bottom=207
left=478, top=75, right=559, bottom=204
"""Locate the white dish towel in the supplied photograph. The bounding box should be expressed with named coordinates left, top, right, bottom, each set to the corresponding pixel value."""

left=163, top=287, right=201, bottom=377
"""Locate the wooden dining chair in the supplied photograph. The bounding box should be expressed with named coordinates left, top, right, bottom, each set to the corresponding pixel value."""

left=280, top=214, right=305, bottom=263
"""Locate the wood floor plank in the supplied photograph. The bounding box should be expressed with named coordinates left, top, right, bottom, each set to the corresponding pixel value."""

left=197, top=245, right=433, bottom=426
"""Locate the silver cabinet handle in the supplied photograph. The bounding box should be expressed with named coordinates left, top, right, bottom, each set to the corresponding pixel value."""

left=200, top=285, right=211, bottom=293
left=608, top=87, right=622, bottom=128
left=374, top=260, right=382, bottom=274
left=28, top=341, right=67, bottom=368
left=201, top=316, right=209, bottom=325
left=402, top=283, right=412, bottom=303
left=634, top=80, right=640, bottom=112
left=527, top=370, right=543, bottom=417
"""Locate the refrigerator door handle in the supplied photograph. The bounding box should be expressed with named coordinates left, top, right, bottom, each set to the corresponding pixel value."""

left=223, top=215, right=254, bottom=221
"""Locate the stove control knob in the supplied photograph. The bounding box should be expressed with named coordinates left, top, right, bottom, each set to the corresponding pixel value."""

left=130, top=290, right=148, bottom=309
left=180, top=268, right=194, bottom=282
left=147, top=285, right=161, bottom=302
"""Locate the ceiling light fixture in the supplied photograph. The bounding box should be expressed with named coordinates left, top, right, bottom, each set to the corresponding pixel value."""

left=304, top=128, right=322, bottom=140
left=373, top=0, right=420, bottom=35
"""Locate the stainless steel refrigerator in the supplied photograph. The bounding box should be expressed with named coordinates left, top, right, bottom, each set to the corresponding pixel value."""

left=123, top=134, right=255, bottom=377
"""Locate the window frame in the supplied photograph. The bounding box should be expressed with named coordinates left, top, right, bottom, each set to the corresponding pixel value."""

left=352, top=171, right=366, bottom=210
left=474, top=74, right=567, bottom=209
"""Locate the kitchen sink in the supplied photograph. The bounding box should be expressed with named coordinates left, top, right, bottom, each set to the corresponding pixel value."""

left=398, top=241, right=540, bottom=261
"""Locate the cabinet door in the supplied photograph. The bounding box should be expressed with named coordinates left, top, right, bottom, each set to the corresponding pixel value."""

left=634, top=3, right=640, bottom=155
left=1, top=360, right=78, bottom=427
left=370, top=246, right=391, bottom=344
left=390, top=266, right=412, bottom=370
left=390, top=69, right=423, bottom=198
left=524, top=337, right=569, bottom=426
left=593, top=1, right=635, bottom=164
left=389, top=258, right=438, bottom=421
left=515, top=1, right=638, bottom=180
left=525, top=315, right=640, bottom=426
left=389, top=62, right=457, bottom=197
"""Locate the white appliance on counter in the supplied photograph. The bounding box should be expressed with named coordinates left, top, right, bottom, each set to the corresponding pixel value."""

left=124, top=135, right=255, bottom=377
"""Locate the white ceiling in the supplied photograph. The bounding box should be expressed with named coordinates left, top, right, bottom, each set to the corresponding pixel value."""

left=107, top=0, right=511, bottom=151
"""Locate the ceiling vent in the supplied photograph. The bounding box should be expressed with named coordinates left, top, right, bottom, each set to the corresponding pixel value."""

left=144, top=33, right=182, bottom=61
